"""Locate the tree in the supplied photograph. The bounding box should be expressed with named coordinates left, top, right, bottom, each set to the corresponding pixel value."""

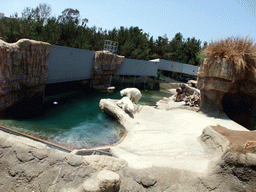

left=21, top=7, right=34, bottom=20
left=1, top=3, right=207, bottom=66
left=167, top=32, right=184, bottom=61
left=41, top=17, right=60, bottom=44
left=182, top=37, right=201, bottom=65
left=0, top=16, right=21, bottom=43
left=58, top=8, right=87, bottom=26
left=21, top=3, right=51, bottom=24
left=155, top=34, right=169, bottom=59
left=34, top=3, right=51, bottom=24
left=148, top=36, right=159, bottom=59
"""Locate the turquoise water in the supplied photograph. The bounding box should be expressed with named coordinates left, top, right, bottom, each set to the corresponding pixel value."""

left=0, top=88, right=172, bottom=149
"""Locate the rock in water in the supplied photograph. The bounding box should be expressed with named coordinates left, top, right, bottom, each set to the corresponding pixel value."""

left=91, top=50, right=125, bottom=90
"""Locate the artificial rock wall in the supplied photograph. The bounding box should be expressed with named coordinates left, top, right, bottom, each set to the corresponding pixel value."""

left=91, top=50, right=125, bottom=89
left=0, top=39, right=51, bottom=117
left=197, top=58, right=234, bottom=112
left=198, top=58, right=256, bottom=129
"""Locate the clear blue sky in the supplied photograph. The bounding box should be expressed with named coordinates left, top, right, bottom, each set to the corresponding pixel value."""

left=1, top=0, right=255, bottom=44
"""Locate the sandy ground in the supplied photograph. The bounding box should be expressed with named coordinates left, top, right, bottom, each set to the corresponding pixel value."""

left=110, top=105, right=248, bottom=173
left=212, top=125, right=256, bottom=152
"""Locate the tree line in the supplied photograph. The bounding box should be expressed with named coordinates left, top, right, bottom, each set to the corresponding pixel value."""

left=0, top=3, right=207, bottom=66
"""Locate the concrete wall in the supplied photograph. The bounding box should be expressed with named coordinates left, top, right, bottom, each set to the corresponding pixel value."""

left=47, top=45, right=95, bottom=83
left=157, top=59, right=199, bottom=76
left=158, top=59, right=183, bottom=73
left=117, top=58, right=159, bottom=76
left=182, top=63, right=199, bottom=76
left=47, top=45, right=199, bottom=84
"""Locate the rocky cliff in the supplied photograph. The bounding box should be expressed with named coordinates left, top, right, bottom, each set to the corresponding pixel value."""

left=0, top=39, right=51, bottom=117
left=198, top=58, right=234, bottom=112
left=91, top=50, right=125, bottom=89
left=198, top=37, right=256, bottom=129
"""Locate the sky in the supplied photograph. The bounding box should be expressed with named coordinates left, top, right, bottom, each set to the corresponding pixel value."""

left=0, top=0, right=255, bottom=45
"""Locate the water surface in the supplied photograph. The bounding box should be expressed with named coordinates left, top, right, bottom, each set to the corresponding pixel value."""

left=0, top=88, right=172, bottom=149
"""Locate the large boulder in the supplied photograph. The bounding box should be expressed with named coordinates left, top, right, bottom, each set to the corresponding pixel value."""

left=0, top=39, right=51, bottom=117
left=197, top=37, right=256, bottom=129
left=82, top=169, right=120, bottom=192
left=199, top=125, right=256, bottom=191
left=99, top=98, right=133, bottom=130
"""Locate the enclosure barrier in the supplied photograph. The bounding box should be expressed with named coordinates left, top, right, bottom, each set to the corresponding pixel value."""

left=47, top=45, right=199, bottom=84
left=0, top=125, right=73, bottom=152
left=150, top=58, right=199, bottom=76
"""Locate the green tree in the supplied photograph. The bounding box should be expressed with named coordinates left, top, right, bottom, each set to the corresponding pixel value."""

left=0, top=3, right=207, bottom=66
left=196, top=41, right=208, bottom=64
left=147, top=36, right=159, bottom=59
left=21, top=3, right=51, bottom=24
left=166, top=32, right=184, bottom=61
left=155, top=34, right=169, bottom=59
left=0, top=15, right=21, bottom=43
left=58, top=8, right=80, bottom=25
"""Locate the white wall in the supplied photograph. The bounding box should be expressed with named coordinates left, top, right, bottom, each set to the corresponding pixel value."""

left=158, top=59, right=183, bottom=73
left=156, top=59, right=199, bottom=76
left=117, top=58, right=159, bottom=76
left=182, top=64, right=199, bottom=76
left=47, top=46, right=199, bottom=84
left=48, top=45, right=95, bottom=83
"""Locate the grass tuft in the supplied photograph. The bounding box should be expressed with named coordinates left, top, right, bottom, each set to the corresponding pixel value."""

left=204, top=36, right=256, bottom=81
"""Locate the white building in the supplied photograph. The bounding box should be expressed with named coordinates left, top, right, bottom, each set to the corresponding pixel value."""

left=0, top=13, right=4, bottom=19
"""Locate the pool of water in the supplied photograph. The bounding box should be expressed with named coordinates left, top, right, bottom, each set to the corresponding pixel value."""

left=0, top=88, right=172, bottom=149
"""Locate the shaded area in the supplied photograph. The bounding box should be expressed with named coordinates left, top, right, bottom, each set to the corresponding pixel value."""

left=2, top=92, right=45, bottom=118
left=222, top=92, right=256, bottom=130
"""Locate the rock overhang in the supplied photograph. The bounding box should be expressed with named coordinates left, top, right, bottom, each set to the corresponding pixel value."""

left=197, top=39, right=256, bottom=130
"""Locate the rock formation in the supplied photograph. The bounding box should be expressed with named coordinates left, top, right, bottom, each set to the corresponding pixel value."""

left=174, top=83, right=200, bottom=107
left=91, top=50, right=125, bottom=90
left=199, top=125, right=256, bottom=191
left=0, top=128, right=127, bottom=191
left=100, top=98, right=256, bottom=191
left=83, top=169, right=120, bottom=192
left=0, top=39, right=51, bottom=117
left=197, top=37, right=256, bottom=129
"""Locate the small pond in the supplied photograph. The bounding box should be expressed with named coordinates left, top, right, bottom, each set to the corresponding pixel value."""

left=0, top=86, right=172, bottom=149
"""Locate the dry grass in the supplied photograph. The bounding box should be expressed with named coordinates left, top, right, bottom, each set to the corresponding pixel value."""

left=204, top=36, right=256, bottom=81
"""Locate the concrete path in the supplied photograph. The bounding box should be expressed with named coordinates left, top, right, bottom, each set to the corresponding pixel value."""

left=110, top=104, right=248, bottom=173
